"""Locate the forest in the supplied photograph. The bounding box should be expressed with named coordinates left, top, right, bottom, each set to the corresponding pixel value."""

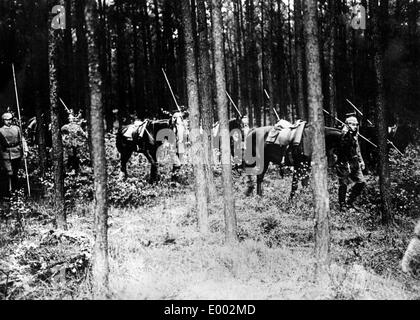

left=0, top=0, right=419, bottom=300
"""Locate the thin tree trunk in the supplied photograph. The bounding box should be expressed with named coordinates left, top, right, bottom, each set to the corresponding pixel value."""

left=295, top=0, right=307, bottom=121
left=211, top=0, right=237, bottom=244
left=233, top=0, right=244, bottom=114
left=303, top=0, right=330, bottom=278
left=85, top=0, right=109, bottom=298
left=328, top=0, right=337, bottom=126
left=197, top=0, right=216, bottom=199
left=48, top=0, right=66, bottom=230
left=180, top=0, right=209, bottom=234
left=372, top=0, right=392, bottom=225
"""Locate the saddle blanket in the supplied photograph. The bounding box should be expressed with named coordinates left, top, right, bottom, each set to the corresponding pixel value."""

left=122, top=120, right=148, bottom=140
left=266, top=119, right=306, bottom=146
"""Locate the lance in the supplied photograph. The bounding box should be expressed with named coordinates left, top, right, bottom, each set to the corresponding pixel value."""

left=59, top=97, right=71, bottom=114
left=12, top=63, right=31, bottom=197
left=323, top=109, right=378, bottom=148
left=263, top=89, right=280, bottom=121
left=225, top=90, right=242, bottom=118
left=345, top=98, right=403, bottom=156
left=162, top=68, right=182, bottom=113
left=346, top=98, right=374, bottom=126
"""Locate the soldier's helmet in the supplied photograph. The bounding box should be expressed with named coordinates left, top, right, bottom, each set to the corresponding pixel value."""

left=1, top=112, right=13, bottom=121
left=345, top=116, right=359, bottom=125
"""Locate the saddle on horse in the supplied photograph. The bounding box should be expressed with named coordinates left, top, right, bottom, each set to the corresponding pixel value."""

left=266, top=119, right=306, bottom=147
left=121, top=120, right=154, bottom=145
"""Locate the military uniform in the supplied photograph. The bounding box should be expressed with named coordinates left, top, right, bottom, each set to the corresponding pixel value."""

left=336, top=115, right=366, bottom=210
left=0, top=112, right=28, bottom=191
left=61, top=112, right=88, bottom=172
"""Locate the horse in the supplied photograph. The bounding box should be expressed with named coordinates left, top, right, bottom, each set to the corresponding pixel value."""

left=116, top=112, right=187, bottom=183
left=25, top=116, right=52, bottom=147
left=244, top=124, right=345, bottom=198
left=359, top=123, right=415, bottom=172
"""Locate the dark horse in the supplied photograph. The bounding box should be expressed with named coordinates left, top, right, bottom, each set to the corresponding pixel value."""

left=25, top=116, right=52, bottom=147
left=244, top=125, right=344, bottom=198
left=359, top=123, right=415, bottom=172
left=116, top=113, right=186, bottom=183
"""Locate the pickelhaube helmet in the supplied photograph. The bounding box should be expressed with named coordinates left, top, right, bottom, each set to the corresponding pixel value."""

left=2, top=112, right=13, bottom=120
left=345, top=112, right=359, bottom=125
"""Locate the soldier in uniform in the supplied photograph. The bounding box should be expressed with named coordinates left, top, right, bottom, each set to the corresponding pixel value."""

left=61, top=110, right=88, bottom=172
left=336, top=113, right=366, bottom=211
left=0, top=112, right=28, bottom=192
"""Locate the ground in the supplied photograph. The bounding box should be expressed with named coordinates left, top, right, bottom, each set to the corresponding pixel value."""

left=0, top=142, right=419, bottom=300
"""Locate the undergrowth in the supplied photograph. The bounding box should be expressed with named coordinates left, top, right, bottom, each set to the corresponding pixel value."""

left=0, top=137, right=419, bottom=299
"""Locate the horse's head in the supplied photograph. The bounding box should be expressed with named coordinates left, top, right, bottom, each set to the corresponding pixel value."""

left=388, top=124, right=414, bottom=154
left=229, top=115, right=250, bottom=139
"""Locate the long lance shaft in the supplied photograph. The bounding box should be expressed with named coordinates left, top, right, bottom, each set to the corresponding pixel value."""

left=225, top=90, right=242, bottom=118
left=263, top=89, right=280, bottom=121
left=59, top=97, right=71, bottom=114
left=345, top=98, right=403, bottom=156
left=323, top=109, right=378, bottom=148
left=12, top=63, right=31, bottom=197
left=346, top=98, right=373, bottom=126
left=162, top=68, right=181, bottom=113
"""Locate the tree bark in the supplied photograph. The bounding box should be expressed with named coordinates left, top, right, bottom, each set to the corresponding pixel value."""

left=371, top=0, right=392, bottom=225
left=327, top=0, right=337, bottom=126
left=211, top=0, right=237, bottom=244
left=85, top=0, right=109, bottom=298
left=48, top=0, right=66, bottom=230
left=196, top=0, right=216, bottom=199
left=303, top=0, right=330, bottom=278
left=295, top=0, right=307, bottom=121
left=180, top=0, right=209, bottom=234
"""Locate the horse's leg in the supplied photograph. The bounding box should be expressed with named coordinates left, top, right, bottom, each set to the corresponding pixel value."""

left=120, top=150, right=132, bottom=179
left=245, top=174, right=254, bottom=196
left=144, top=149, right=158, bottom=183
left=300, top=161, right=311, bottom=189
left=256, top=161, right=268, bottom=196
left=290, top=167, right=299, bottom=200
left=171, top=152, right=182, bottom=182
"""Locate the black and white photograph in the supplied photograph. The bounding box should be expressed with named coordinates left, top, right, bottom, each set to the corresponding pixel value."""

left=0, top=0, right=419, bottom=303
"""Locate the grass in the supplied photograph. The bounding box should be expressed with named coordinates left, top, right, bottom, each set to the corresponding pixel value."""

left=1, top=145, right=420, bottom=300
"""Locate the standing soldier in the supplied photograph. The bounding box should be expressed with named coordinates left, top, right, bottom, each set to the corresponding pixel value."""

left=61, top=110, right=88, bottom=173
left=0, top=112, right=28, bottom=193
left=336, top=113, right=366, bottom=211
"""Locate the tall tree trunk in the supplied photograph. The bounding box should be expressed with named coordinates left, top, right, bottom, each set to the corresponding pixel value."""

left=211, top=0, right=237, bottom=244
left=115, top=0, right=128, bottom=123
left=295, top=0, right=307, bottom=121
left=180, top=0, right=209, bottom=234
left=48, top=0, right=66, bottom=230
left=75, top=0, right=89, bottom=113
left=63, top=0, right=74, bottom=110
left=197, top=0, right=216, bottom=199
left=85, top=0, right=109, bottom=298
left=328, top=0, right=337, bottom=126
left=266, top=1, right=276, bottom=125
left=233, top=0, right=244, bottom=114
left=303, top=0, right=330, bottom=278
left=372, top=0, right=392, bottom=225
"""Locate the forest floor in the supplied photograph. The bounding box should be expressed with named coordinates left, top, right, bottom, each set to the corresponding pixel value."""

left=1, top=144, right=420, bottom=300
